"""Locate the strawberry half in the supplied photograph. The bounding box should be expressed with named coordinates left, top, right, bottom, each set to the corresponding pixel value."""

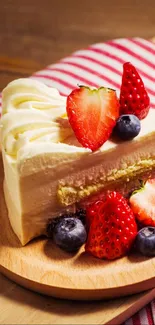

left=120, top=62, right=150, bottom=120
left=130, top=179, right=155, bottom=226
left=66, top=86, right=119, bottom=151
left=85, top=192, right=137, bottom=260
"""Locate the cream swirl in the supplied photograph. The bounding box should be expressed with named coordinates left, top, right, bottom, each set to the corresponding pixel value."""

left=1, top=79, right=90, bottom=159
left=2, top=78, right=67, bottom=118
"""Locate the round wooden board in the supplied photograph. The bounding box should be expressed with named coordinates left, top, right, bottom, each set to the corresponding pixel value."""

left=0, top=156, right=155, bottom=300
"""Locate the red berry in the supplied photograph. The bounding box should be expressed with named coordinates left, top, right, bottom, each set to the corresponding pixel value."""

left=130, top=179, right=155, bottom=227
left=120, top=62, right=150, bottom=120
left=66, top=86, right=119, bottom=151
left=86, top=200, right=104, bottom=230
left=85, top=192, right=137, bottom=260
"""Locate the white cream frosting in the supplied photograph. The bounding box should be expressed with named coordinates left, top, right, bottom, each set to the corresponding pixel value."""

left=2, top=78, right=67, bottom=117
left=2, top=78, right=155, bottom=164
left=1, top=79, right=90, bottom=161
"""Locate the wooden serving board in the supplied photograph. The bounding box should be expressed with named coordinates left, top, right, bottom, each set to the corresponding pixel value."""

left=0, top=272, right=154, bottom=325
left=0, top=152, right=155, bottom=302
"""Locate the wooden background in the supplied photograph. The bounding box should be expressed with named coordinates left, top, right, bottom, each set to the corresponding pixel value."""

left=0, top=0, right=155, bottom=91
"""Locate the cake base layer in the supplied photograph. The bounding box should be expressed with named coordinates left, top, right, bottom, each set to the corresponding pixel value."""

left=4, top=166, right=155, bottom=245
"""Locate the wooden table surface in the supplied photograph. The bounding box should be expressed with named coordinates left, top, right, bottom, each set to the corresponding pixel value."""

left=0, top=1, right=155, bottom=324
left=0, top=0, right=155, bottom=92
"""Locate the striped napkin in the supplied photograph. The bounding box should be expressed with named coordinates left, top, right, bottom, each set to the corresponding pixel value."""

left=31, top=37, right=155, bottom=107
left=1, top=37, right=155, bottom=324
left=125, top=301, right=155, bottom=325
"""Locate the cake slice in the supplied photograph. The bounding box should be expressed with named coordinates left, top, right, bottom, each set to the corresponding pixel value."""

left=1, top=78, right=155, bottom=245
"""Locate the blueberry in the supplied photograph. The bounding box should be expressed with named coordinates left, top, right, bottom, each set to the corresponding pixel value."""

left=46, top=216, right=63, bottom=238
left=46, top=210, right=86, bottom=238
left=114, top=114, right=141, bottom=140
left=135, top=227, right=155, bottom=256
left=53, top=217, right=87, bottom=252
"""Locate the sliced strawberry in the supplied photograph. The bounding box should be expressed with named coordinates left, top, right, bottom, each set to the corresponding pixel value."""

left=66, top=86, right=119, bottom=151
left=130, top=179, right=155, bottom=226
left=120, top=62, right=150, bottom=120
left=85, top=191, right=137, bottom=260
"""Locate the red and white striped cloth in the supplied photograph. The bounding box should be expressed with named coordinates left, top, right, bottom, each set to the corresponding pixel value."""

left=31, top=37, right=155, bottom=108
left=0, top=37, right=155, bottom=324
left=124, top=300, right=155, bottom=325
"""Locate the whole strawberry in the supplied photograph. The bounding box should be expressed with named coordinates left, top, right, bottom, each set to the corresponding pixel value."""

left=66, top=86, right=119, bottom=151
left=86, top=200, right=104, bottom=230
left=85, top=192, right=137, bottom=260
left=120, top=62, right=150, bottom=120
